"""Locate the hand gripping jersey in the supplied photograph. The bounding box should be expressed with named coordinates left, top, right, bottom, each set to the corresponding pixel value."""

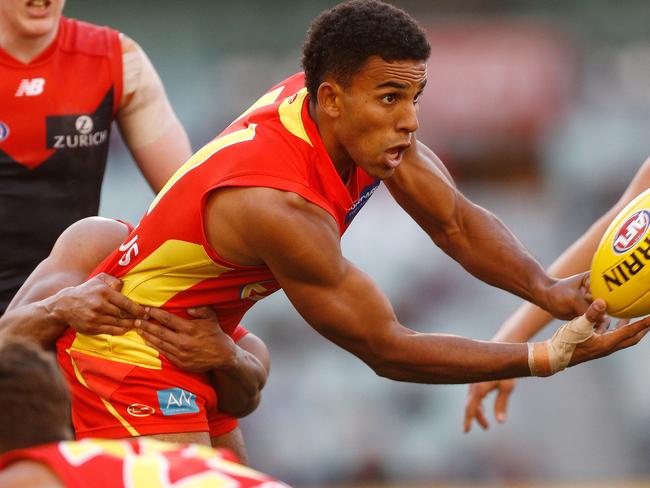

left=56, top=72, right=379, bottom=437
left=0, top=17, right=122, bottom=313
left=0, top=438, right=290, bottom=488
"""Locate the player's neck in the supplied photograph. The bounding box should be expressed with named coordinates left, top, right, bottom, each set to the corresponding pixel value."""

left=0, top=27, right=58, bottom=63
left=309, top=100, right=354, bottom=183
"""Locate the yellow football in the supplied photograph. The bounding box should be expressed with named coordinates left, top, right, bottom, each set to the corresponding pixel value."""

left=591, top=188, right=650, bottom=318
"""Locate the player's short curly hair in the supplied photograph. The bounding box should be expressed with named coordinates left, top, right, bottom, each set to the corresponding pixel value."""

left=301, top=0, right=431, bottom=98
left=0, top=338, right=71, bottom=453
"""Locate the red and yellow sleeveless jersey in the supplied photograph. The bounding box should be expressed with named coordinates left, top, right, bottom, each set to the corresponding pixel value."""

left=58, top=72, right=379, bottom=370
left=0, top=17, right=123, bottom=313
left=0, top=438, right=290, bottom=487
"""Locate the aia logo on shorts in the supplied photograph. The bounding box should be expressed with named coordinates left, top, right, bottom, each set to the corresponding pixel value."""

left=127, top=403, right=155, bottom=417
left=157, top=387, right=199, bottom=416
left=613, top=210, right=650, bottom=254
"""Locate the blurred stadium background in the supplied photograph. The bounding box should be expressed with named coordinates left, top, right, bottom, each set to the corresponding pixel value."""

left=66, top=0, right=650, bottom=486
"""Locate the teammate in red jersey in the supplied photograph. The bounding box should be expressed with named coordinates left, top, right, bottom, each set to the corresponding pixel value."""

left=0, top=338, right=289, bottom=488
left=57, top=0, right=650, bottom=446
left=0, top=216, right=269, bottom=463
left=0, top=0, right=192, bottom=313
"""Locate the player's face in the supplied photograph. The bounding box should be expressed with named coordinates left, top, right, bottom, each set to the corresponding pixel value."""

left=0, top=0, right=65, bottom=39
left=335, top=57, right=427, bottom=179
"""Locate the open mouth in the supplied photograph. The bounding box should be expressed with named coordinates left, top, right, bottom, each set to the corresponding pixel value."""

left=26, top=0, right=51, bottom=10
left=384, top=144, right=410, bottom=168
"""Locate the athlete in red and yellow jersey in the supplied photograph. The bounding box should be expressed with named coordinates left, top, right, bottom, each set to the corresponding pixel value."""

left=59, top=0, right=650, bottom=448
left=0, top=438, right=289, bottom=488
left=56, top=71, right=377, bottom=441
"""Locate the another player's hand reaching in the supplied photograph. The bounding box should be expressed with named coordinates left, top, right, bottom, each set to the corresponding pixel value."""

left=136, top=306, right=236, bottom=373
left=48, top=273, right=149, bottom=335
left=463, top=379, right=516, bottom=432
left=464, top=299, right=650, bottom=432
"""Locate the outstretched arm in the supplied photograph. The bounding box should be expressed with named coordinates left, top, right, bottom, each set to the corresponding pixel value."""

left=496, top=156, right=650, bottom=342
left=206, top=187, right=650, bottom=384
left=385, top=141, right=589, bottom=320
left=464, top=156, right=650, bottom=432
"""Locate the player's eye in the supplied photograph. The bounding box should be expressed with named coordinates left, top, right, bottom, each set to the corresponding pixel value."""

left=381, top=93, right=397, bottom=104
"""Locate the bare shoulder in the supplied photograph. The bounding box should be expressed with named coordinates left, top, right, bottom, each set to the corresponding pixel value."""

left=205, top=186, right=343, bottom=278
left=0, top=460, right=63, bottom=488
left=118, top=32, right=140, bottom=54
left=52, top=217, right=129, bottom=262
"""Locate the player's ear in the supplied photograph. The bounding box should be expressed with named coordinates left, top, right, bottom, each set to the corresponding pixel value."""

left=316, top=81, right=342, bottom=118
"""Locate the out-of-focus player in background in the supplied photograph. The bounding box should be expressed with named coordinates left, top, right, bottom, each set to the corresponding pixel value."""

left=0, top=217, right=270, bottom=463
left=464, top=155, right=650, bottom=432
left=0, top=338, right=289, bottom=488
left=0, top=0, right=192, bottom=313
left=53, top=0, right=650, bottom=448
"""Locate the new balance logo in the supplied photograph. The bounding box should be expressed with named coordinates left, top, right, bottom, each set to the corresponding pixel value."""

left=156, top=388, right=199, bottom=416
left=15, top=78, right=45, bottom=97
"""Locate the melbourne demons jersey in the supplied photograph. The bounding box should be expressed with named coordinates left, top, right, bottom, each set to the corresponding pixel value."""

left=0, top=438, right=289, bottom=487
left=58, top=72, right=379, bottom=370
left=0, top=17, right=122, bottom=313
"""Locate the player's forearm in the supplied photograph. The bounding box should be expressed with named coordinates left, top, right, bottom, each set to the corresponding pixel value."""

left=435, top=201, right=554, bottom=308
left=491, top=213, right=612, bottom=343
left=366, top=330, right=531, bottom=384
left=209, top=345, right=267, bottom=417
left=0, top=295, right=66, bottom=348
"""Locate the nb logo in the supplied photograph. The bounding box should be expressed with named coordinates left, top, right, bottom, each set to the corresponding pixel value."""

left=15, top=78, right=45, bottom=97
left=156, top=387, right=199, bottom=416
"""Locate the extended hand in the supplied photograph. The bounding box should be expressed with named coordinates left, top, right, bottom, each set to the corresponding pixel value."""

left=463, top=379, right=516, bottom=433
left=569, top=303, right=650, bottom=366
left=135, top=307, right=236, bottom=373
left=542, top=272, right=591, bottom=320
left=50, top=273, right=148, bottom=335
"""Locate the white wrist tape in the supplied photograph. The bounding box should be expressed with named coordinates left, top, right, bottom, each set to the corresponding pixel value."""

left=527, top=314, right=595, bottom=377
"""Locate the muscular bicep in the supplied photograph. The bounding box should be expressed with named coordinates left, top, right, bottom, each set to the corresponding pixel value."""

left=237, top=333, right=270, bottom=373
left=222, top=189, right=403, bottom=366
left=385, top=140, right=465, bottom=244
left=8, top=218, right=128, bottom=309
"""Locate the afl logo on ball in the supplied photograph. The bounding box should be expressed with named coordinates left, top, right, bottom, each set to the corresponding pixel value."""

left=0, top=122, right=9, bottom=142
left=613, top=210, right=650, bottom=254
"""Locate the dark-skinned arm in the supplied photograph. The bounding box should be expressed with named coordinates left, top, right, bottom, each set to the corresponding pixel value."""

left=205, top=187, right=650, bottom=384
left=136, top=307, right=269, bottom=417
left=385, top=141, right=589, bottom=320
left=0, top=218, right=145, bottom=347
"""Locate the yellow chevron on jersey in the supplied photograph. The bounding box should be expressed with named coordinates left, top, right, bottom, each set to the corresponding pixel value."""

left=69, top=240, right=232, bottom=369
left=278, top=88, right=312, bottom=146
left=148, top=124, right=257, bottom=214
left=120, top=239, right=232, bottom=307
left=233, top=85, right=285, bottom=123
